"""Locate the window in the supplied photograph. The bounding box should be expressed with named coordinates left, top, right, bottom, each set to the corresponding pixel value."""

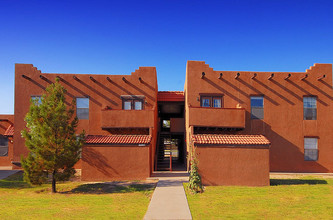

left=202, top=97, right=210, bottom=107
left=134, top=100, right=142, bottom=110
left=31, top=96, right=42, bottom=105
left=124, top=101, right=132, bottom=110
left=0, top=135, right=8, bottom=157
left=304, top=97, right=317, bottom=120
left=161, top=119, right=171, bottom=132
left=213, top=98, right=221, bottom=108
left=76, top=97, right=89, bottom=119
left=200, top=96, right=223, bottom=108
left=122, top=96, right=144, bottom=110
left=251, top=96, right=264, bottom=119
left=304, top=138, right=318, bottom=161
left=162, top=120, right=170, bottom=128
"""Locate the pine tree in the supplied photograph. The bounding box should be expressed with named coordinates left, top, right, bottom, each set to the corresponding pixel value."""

left=21, top=78, right=85, bottom=193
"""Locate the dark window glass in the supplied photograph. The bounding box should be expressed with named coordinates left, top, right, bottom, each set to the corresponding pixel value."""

left=202, top=97, right=210, bottom=107
left=213, top=98, right=221, bottom=108
left=76, top=98, right=89, bottom=119
left=0, top=135, right=8, bottom=157
left=304, top=97, right=317, bottom=120
left=304, top=138, right=318, bottom=161
left=251, top=96, right=264, bottom=119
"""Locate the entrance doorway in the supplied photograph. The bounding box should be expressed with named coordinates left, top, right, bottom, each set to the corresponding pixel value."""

left=156, top=134, right=185, bottom=171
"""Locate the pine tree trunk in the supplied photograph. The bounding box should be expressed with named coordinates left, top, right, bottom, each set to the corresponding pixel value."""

left=52, top=170, right=57, bottom=193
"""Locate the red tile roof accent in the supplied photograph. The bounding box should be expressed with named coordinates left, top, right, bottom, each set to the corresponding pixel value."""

left=192, top=134, right=270, bottom=145
left=85, top=135, right=152, bottom=145
left=158, top=91, right=184, bottom=102
left=4, top=125, right=14, bottom=136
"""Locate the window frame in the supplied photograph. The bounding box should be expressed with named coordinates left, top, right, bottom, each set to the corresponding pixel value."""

left=121, top=96, right=145, bottom=110
left=303, top=96, right=317, bottom=120
left=250, top=96, right=264, bottom=119
left=304, top=137, right=318, bottom=161
left=76, top=97, right=89, bottom=120
left=200, top=95, right=223, bottom=108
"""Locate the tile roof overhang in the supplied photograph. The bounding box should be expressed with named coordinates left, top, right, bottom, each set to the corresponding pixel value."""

left=158, top=91, right=185, bottom=102
left=192, top=134, right=270, bottom=147
left=85, top=135, right=152, bottom=145
left=4, top=125, right=14, bottom=137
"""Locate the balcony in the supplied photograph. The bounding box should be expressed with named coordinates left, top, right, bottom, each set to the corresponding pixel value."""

left=101, top=109, right=155, bottom=128
left=189, top=107, right=245, bottom=128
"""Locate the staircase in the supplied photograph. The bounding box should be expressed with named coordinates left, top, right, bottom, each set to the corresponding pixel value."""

left=156, top=134, right=171, bottom=171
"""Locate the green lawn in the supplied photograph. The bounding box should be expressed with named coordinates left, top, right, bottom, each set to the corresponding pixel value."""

left=185, top=177, right=333, bottom=219
left=0, top=172, right=156, bottom=220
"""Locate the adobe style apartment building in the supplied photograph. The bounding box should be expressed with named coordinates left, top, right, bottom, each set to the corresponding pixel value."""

left=0, top=61, right=332, bottom=186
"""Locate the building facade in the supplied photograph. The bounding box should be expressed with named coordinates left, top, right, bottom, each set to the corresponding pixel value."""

left=0, top=61, right=332, bottom=186
left=185, top=61, right=333, bottom=185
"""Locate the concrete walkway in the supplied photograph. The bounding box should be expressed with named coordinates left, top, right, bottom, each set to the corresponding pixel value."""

left=144, top=171, right=192, bottom=220
left=0, top=170, right=19, bottom=180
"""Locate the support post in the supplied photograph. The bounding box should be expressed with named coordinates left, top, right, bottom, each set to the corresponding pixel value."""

left=169, top=151, right=172, bottom=172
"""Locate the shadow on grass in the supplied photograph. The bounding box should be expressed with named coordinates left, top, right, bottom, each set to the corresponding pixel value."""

left=0, top=171, right=157, bottom=194
left=0, top=171, right=31, bottom=189
left=63, top=182, right=156, bottom=194
left=270, top=179, right=327, bottom=186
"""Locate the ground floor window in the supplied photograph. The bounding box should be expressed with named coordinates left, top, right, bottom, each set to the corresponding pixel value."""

left=0, top=135, right=8, bottom=156
left=304, top=137, right=318, bottom=161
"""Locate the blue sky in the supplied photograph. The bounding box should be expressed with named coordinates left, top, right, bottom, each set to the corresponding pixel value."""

left=1, top=0, right=333, bottom=114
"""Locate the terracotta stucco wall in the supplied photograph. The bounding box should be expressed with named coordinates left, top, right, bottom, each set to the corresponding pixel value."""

left=186, top=61, right=333, bottom=173
left=196, top=145, right=270, bottom=186
left=170, top=118, right=185, bottom=133
left=81, top=145, right=150, bottom=181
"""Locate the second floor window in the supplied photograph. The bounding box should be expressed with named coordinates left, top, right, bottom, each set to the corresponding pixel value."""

left=122, top=96, right=144, bottom=110
left=303, top=97, right=317, bottom=120
left=251, top=96, right=264, bottom=119
left=76, top=97, right=89, bottom=119
left=201, top=96, right=222, bottom=108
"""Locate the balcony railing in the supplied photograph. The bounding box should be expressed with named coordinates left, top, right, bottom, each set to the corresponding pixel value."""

left=189, top=107, right=245, bottom=128
left=101, top=109, right=155, bottom=128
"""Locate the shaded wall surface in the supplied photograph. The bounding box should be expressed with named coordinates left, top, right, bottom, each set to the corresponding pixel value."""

left=185, top=61, right=333, bottom=173
left=81, top=145, right=150, bottom=181
left=196, top=145, right=270, bottom=186
left=14, top=64, right=158, bottom=176
left=0, top=115, right=14, bottom=168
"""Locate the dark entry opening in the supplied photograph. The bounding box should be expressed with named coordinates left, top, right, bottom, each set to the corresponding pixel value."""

left=156, top=134, right=185, bottom=171
left=155, top=100, right=186, bottom=171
